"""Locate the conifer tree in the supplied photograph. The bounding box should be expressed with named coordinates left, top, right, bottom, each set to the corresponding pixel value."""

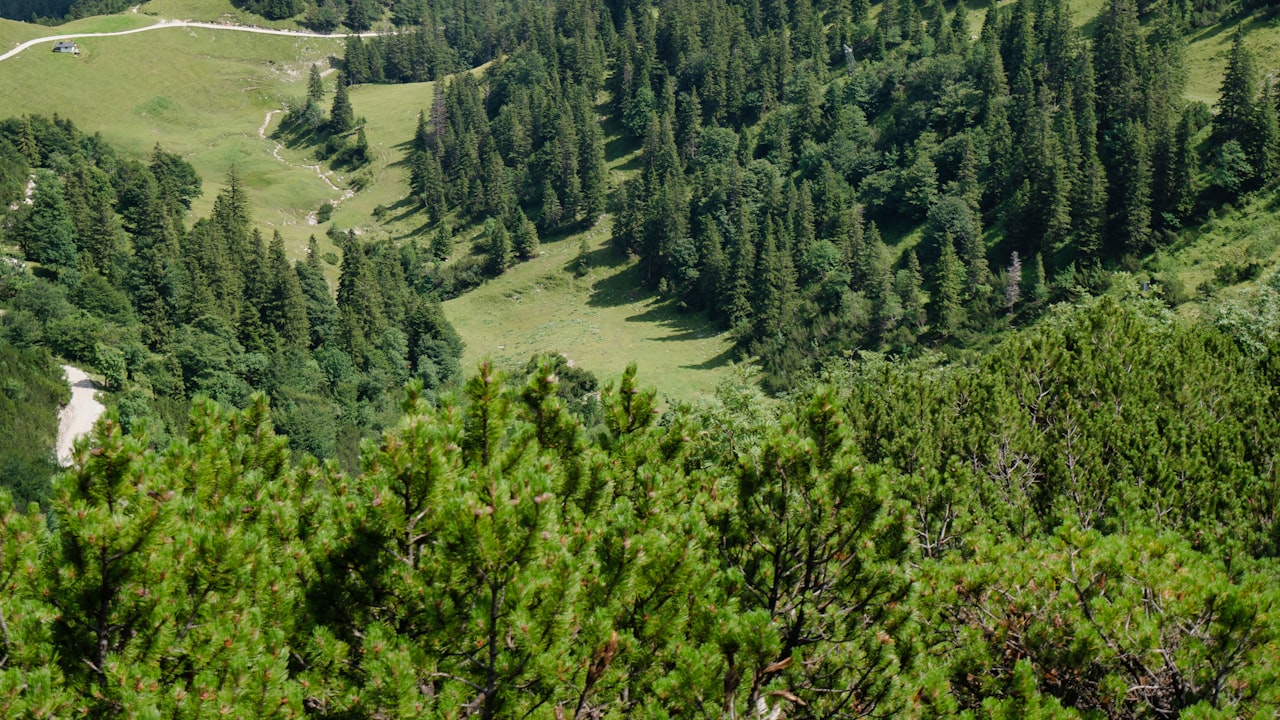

left=1165, top=107, right=1199, bottom=223
left=1108, top=120, right=1153, bottom=254
left=15, top=172, right=77, bottom=270
left=896, top=249, right=926, bottom=331
left=295, top=248, right=338, bottom=351
left=1213, top=33, right=1256, bottom=151
left=512, top=209, right=540, bottom=260
left=266, top=230, right=311, bottom=348
left=1005, top=251, right=1023, bottom=311
left=330, top=74, right=355, bottom=134
left=1252, top=82, right=1280, bottom=186
left=430, top=220, right=454, bottom=261
left=1023, top=252, right=1049, bottom=304
left=931, top=233, right=966, bottom=337
left=1093, top=0, right=1145, bottom=131
left=308, top=63, right=324, bottom=107
left=752, top=221, right=797, bottom=342
left=484, top=218, right=511, bottom=275
left=862, top=223, right=901, bottom=341
left=727, top=222, right=758, bottom=333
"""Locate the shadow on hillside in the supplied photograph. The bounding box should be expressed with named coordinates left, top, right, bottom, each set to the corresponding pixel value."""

left=626, top=301, right=723, bottom=344
left=682, top=344, right=736, bottom=372
left=560, top=244, right=621, bottom=276
left=384, top=197, right=420, bottom=224
left=587, top=261, right=650, bottom=308
left=396, top=219, right=433, bottom=242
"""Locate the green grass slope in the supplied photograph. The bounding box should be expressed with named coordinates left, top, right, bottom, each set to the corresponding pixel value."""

left=0, top=18, right=346, bottom=259
left=442, top=218, right=734, bottom=402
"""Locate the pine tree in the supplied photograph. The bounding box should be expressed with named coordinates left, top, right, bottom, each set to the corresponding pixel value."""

left=266, top=230, right=311, bottom=348
left=16, top=172, right=77, bottom=270
left=1023, top=252, right=1049, bottom=304
left=727, top=221, right=758, bottom=333
left=752, top=221, right=797, bottom=343
left=1251, top=82, right=1280, bottom=186
left=308, top=63, right=324, bottom=107
left=1165, top=107, right=1199, bottom=223
left=1213, top=33, right=1256, bottom=151
left=896, top=249, right=926, bottom=331
left=1108, top=120, right=1153, bottom=255
left=1093, top=0, right=1145, bottom=131
left=512, top=210, right=540, bottom=260
left=330, top=73, right=355, bottom=134
left=1005, top=251, right=1023, bottom=311
left=431, top=221, right=454, bottom=261
left=862, top=223, right=900, bottom=341
left=484, top=218, right=512, bottom=275
left=931, top=234, right=965, bottom=337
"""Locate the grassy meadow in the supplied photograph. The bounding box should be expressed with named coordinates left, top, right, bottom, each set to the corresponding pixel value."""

left=0, top=22, right=347, bottom=259
left=442, top=218, right=735, bottom=401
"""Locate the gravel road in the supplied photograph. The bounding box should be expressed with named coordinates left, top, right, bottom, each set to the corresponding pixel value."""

left=56, top=364, right=105, bottom=466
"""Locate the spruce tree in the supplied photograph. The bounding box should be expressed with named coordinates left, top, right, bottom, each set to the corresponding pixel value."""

left=16, top=173, right=77, bottom=270
left=1166, top=107, right=1199, bottom=223
left=512, top=209, right=540, bottom=260
left=1108, top=120, right=1153, bottom=255
left=307, top=63, right=324, bottom=107
left=931, top=234, right=966, bottom=337
left=431, top=221, right=454, bottom=261
left=330, top=74, right=355, bottom=134
left=484, top=218, right=512, bottom=275
left=266, top=230, right=311, bottom=348
left=896, top=249, right=926, bottom=331
left=1213, top=33, right=1256, bottom=150
left=1023, top=252, right=1049, bottom=304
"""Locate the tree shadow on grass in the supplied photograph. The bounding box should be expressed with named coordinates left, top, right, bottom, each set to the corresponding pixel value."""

left=625, top=301, right=725, bottom=344
left=682, top=344, right=737, bottom=371
left=385, top=197, right=421, bottom=224
left=586, top=260, right=649, bottom=308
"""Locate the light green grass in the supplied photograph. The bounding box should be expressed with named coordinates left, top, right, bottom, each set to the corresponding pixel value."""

left=444, top=218, right=735, bottom=402
left=141, top=0, right=299, bottom=27
left=57, top=13, right=156, bottom=33
left=327, top=81, right=432, bottom=235
left=0, top=23, right=347, bottom=260
left=0, top=17, right=48, bottom=48
left=1159, top=190, right=1280, bottom=297
left=1184, top=16, right=1280, bottom=106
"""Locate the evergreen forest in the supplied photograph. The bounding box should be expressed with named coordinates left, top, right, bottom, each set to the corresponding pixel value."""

left=4, top=0, right=1280, bottom=714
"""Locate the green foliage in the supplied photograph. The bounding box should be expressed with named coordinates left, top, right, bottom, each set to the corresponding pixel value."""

left=0, top=304, right=1279, bottom=716
left=0, top=340, right=67, bottom=508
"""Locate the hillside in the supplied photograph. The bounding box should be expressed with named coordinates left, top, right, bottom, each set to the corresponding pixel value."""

left=5, top=0, right=1280, bottom=715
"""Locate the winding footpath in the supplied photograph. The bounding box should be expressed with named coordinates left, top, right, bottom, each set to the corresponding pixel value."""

left=0, top=18, right=382, bottom=63
left=257, top=109, right=354, bottom=221
left=56, top=365, right=105, bottom=467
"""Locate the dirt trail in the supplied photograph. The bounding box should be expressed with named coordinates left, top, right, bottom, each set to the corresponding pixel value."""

left=56, top=365, right=105, bottom=467
left=0, top=18, right=383, bottom=63
left=257, top=109, right=354, bottom=220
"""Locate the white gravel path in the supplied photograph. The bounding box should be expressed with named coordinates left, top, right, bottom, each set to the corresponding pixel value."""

left=56, top=364, right=105, bottom=466
left=0, top=19, right=383, bottom=63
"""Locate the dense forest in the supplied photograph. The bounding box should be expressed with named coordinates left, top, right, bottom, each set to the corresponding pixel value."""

left=0, top=0, right=133, bottom=24
left=5, top=0, right=1280, bottom=714
left=0, top=115, right=465, bottom=498
left=1, top=292, right=1279, bottom=716
left=323, top=0, right=1280, bottom=388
